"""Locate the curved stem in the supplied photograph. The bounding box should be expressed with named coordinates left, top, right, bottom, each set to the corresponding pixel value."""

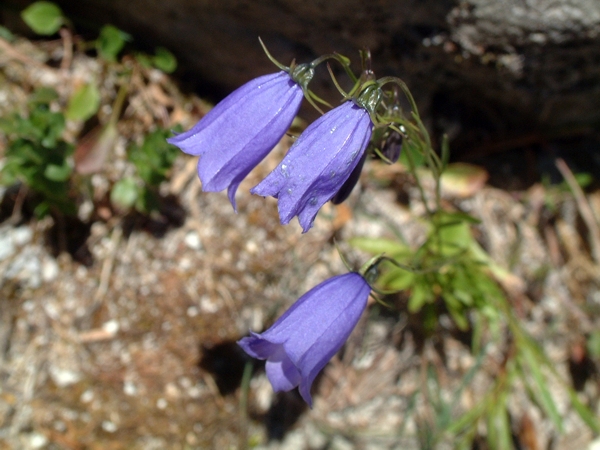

left=258, top=37, right=289, bottom=71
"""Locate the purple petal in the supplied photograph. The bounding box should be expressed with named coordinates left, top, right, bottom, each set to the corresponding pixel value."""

left=237, top=272, right=371, bottom=407
left=167, top=71, right=303, bottom=210
left=237, top=332, right=279, bottom=359
left=265, top=345, right=302, bottom=392
left=331, top=149, right=368, bottom=204
left=251, top=101, right=372, bottom=232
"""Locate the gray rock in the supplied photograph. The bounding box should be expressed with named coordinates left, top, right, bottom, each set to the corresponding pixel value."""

left=4, top=0, right=600, bottom=152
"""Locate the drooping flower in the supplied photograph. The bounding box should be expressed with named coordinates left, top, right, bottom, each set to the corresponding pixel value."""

left=167, top=69, right=309, bottom=210
left=237, top=272, right=371, bottom=407
left=251, top=100, right=373, bottom=232
left=331, top=149, right=368, bottom=205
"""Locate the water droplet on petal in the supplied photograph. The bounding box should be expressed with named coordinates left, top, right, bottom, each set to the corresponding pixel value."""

left=280, top=164, right=289, bottom=178
left=309, top=197, right=318, bottom=205
left=287, top=188, right=293, bottom=194
left=329, top=171, right=336, bottom=178
left=346, top=150, right=360, bottom=166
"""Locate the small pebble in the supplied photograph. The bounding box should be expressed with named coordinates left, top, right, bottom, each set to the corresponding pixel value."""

left=102, top=421, right=117, bottom=433
left=184, top=231, right=201, bottom=250
left=42, top=258, right=59, bottom=282
left=29, top=432, right=48, bottom=449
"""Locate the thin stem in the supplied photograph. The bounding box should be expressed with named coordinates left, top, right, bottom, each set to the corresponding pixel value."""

left=326, top=63, right=350, bottom=99
left=311, top=53, right=357, bottom=83
left=258, top=37, right=289, bottom=71
left=404, top=139, right=433, bottom=217
left=238, top=360, right=254, bottom=450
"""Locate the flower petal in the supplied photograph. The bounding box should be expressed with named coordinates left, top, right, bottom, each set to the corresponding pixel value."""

left=251, top=101, right=372, bottom=231
left=237, top=332, right=279, bottom=359
left=238, top=273, right=371, bottom=406
left=265, top=345, right=302, bottom=392
left=168, top=71, right=303, bottom=209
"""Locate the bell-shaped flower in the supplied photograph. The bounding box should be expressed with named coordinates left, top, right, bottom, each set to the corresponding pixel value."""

left=167, top=70, right=307, bottom=210
left=251, top=100, right=373, bottom=232
left=238, top=272, right=371, bottom=407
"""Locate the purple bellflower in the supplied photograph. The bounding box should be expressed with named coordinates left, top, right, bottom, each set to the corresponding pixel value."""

left=251, top=100, right=373, bottom=232
left=167, top=70, right=309, bottom=210
left=238, top=272, right=371, bottom=407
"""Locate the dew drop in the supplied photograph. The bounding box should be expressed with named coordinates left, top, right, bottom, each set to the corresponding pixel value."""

left=280, top=164, right=289, bottom=178
left=309, top=197, right=318, bottom=206
left=329, top=171, right=336, bottom=179
left=346, top=150, right=360, bottom=166
left=287, top=188, right=293, bottom=194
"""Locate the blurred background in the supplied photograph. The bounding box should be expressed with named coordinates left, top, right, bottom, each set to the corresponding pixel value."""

left=1, top=1, right=600, bottom=449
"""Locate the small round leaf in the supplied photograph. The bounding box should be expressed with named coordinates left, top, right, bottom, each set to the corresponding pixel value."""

left=21, top=1, right=64, bottom=35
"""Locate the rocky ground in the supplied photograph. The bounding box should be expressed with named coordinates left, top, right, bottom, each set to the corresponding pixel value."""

left=1, top=32, right=600, bottom=450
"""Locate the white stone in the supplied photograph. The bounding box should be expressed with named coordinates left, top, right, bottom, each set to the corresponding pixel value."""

left=102, top=320, right=120, bottom=335
left=29, top=432, right=48, bottom=449
left=49, top=366, right=81, bottom=387
left=184, top=231, right=202, bottom=250
left=12, top=226, right=33, bottom=245
left=42, top=258, right=60, bottom=282
left=123, top=380, right=137, bottom=396
left=102, top=421, right=117, bottom=433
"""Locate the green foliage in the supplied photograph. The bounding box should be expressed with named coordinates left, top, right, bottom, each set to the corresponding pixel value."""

left=110, top=176, right=139, bottom=210
left=96, top=25, right=131, bottom=61
left=135, top=47, right=178, bottom=73
left=0, top=88, right=75, bottom=216
left=20, top=2, right=177, bottom=72
left=0, top=25, right=15, bottom=41
left=3, top=3, right=183, bottom=221
left=351, top=87, right=600, bottom=447
left=21, top=1, right=65, bottom=35
left=128, top=127, right=180, bottom=187
left=151, top=47, right=177, bottom=73
left=66, top=83, right=101, bottom=121
left=110, top=127, right=181, bottom=214
left=353, top=211, right=504, bottom=332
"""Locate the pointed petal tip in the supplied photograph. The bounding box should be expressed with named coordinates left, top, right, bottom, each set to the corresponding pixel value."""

left=227, top=183, right=240, bottom=213
left=299, top=383, right=313, bottom=408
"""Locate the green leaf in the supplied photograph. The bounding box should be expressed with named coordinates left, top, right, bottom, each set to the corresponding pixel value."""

left=349, top=236, right=410, bottom=258
left=134, top=53, right=152, bottom=68
left=128, top=128, right=180, bottom=187
left=33, top=201, right=50, bottom=218
left=21, top=1, right=64, bottom=35
left=568, top=388, right=600, bottom=433
left=518, top=344, right=563, bottom=430
left=152, top=47, right=177, bottom=73
left=44, top=163, right=71, bottom=181
left=110, top=177, right=139, bottom=209
left=66, top=83, right=100, bottom=121
left=135, top=187, right=159, bottom=214
left=408, top=278, right=434, bottom=312
left=445, top=298, right=469, bottom=331
left=378, top=266, right=415, bottom=291
left=96, top=25, right=130, bottom=61
left=437, top=220, right=472, bottom=256
left=29, top=87, right=59, bottom=105
left=488, top=395, right=512, bottom=450
left=0, top=25, right=15, bottom=41
left=399, top=139, right=426, bottom=167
